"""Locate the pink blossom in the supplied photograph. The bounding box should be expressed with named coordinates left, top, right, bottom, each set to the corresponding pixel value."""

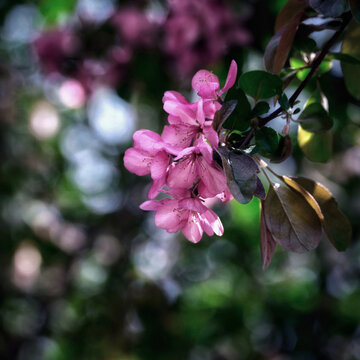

left=123, top=129, right=180, bottom=198
left=124, top=60, right=239, bottom=242
left=167, top=138, right=227, bottom=197
left=192, top=60, right=238, bottom=100
left=162, top=98, right=219, bottom=148
left=140, top=192, right=223, bottom=243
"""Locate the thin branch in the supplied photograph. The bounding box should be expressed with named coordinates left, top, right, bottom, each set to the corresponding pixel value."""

left=258, top=11, right=353, bottom=128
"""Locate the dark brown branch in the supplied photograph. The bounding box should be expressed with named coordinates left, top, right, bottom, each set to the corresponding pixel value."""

left=240, top=11, right=352, bottom=149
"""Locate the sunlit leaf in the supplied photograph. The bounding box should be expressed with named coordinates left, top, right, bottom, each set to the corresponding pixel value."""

left=282, top=176, right=324, bottom=222
left=238, top=71, right=283, bottom=100
left=292, top=177, right=352, bottom=251
left=263, top=183, right=322, bottom=253
left=297, top=125, right=332, bottom=162
left=318, top=59, right=333, bottom=74
left=341, top=20, right=360, bottom=99
left=260, top=201, right=276, bottom=269
left=309, top=0, right=347, bottom=17
left=290, top=58, right=310, bottom=80
left=298, top=102, right=333, bottom=133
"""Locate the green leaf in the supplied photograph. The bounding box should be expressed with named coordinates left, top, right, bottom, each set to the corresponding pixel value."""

left=297, top=125, right=332, bottom=162
left=290, top=58, right=311, bottom=80
left=263, top=183, right=322, bottom=253
left=309, top=0, right=347, bottom=17
left=213, top=100, right=238, bottom=131
left=238, top=71, right=283, bottom=100
left=279, top=93, right=290, bottom=111
left=341, top=20, right=360, bottom=100
left=293, top=25, right=319, bottom=53
left=251, top=101, right=270, bottom=117
left=298, top=102, right=333, bottom=133
left=318, top=59, right=332, bottom=74
left=260, top=202, right=276, bottom=269
left=255, top=127, right=280, bottom=158
left=292, top=177, right=352, bottom=251
left=349, top=0, right=360, bottom=23
left=270, top=135, right=293, bottom=163
left=327, top=53, right=360, bottom=65
left=216, top=148, right=262, bottom=204
left=223, top=88, right=252, bottom=131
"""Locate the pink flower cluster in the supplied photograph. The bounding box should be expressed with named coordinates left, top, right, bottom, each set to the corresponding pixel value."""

left=164, top=0, right=251, bottom=77
left=124, top=61, right=238, bottom=243
left=33, top=0, right=250, bottom=99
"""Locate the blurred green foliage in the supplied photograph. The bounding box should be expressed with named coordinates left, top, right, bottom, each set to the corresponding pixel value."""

left=0, top=1, right=360, bottom=360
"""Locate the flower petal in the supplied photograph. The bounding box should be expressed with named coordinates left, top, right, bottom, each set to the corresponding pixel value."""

left=200, top=209, right=224, bottom=236
left=197, top=157, right=227, bottom=197
left=192, top=70, right=219, bottom=99
left=163, top=101, right=198, bottom=126
left=161, top=125, right=197, bottom=149
left=140, top=199, right=169, bottom=211
left=196, top=99, right=205, bottom=126
left=150, top=151, right=169, bottom=180
left=123, top=148, right=152, bottom=176
left=162, top=91, right=189, bottom=105
left=182, top=213, right=203, bottom=243
left=218, top=60, right=237, bottom=96
left=167, top=157, right=197, bottom=189
left=148, top=177, right=166, bottom=199
left=133, top=129, right=163, bottom=154
left=155, top=200, right=188, bottom=233
left=202, top=125, right=219, bottom=148
left=178, top=197, right=208, bottom=214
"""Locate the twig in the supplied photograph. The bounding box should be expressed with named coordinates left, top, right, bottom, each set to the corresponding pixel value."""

left=258, top=11, right=352, bottom=129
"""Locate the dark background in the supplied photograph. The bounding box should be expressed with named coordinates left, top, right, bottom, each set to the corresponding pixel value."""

left=0, top=0, right=360, bottom=359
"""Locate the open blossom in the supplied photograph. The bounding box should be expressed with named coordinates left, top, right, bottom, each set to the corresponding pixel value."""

left=162, top=60, right=237, bottom=148
left=167, top=137, right=227, bottom=197
left=140, top=190, right=224, bottom=243
left=123, top=129, right=180, bottom=198
left=124, top=60, right=238, bottom=242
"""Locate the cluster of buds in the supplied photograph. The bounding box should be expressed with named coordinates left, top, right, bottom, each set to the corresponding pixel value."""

left=124, top=61, right=238, bottom=242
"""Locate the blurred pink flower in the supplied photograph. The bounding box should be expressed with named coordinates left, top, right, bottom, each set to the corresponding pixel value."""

left=111, top=7, right=158, bottom=47
left=163, top=0, right=251, bottom=77
left=34, top=29, right=79, bottom=74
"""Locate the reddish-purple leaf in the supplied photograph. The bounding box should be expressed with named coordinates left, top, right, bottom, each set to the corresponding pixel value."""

left=275, top=0, right=309, bottom=32
left=260, top=201, right=276, bottom=269
left=263, top=183, right=322, bottom=253
left=273, top=11, right=305, bottom=74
